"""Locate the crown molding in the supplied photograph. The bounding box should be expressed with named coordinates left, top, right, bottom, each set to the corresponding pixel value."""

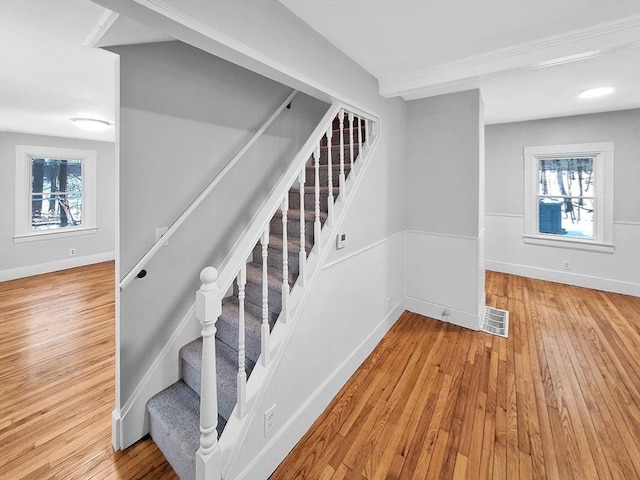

left=380, top=14, right=640, bottom=100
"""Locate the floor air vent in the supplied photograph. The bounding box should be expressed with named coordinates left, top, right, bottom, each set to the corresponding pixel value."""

left=481, top=306, right=509, bottom=338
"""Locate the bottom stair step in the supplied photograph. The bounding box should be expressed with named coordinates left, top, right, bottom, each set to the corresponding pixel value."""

left=147, top=380, right=226, bottom=480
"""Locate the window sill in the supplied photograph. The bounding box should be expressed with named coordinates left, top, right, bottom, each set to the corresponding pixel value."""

left=14, top=226, right=98, bottom=243
left=522, top=234, right=614, bottom=254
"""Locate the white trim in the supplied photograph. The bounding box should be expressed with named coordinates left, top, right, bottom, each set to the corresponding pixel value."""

left=522, top=234, right=614, bottom=253
left=321, top=231, right=405, bottom=272
left=406, top=229, right=479, bottom=241
left=233, top=301, right=405, bottom=480
left=380, top=14, right=640, bottom=99
left=0, top=251, right=115, bottom=282
left=13, top=226, right=98, bottom=243
left=615, top=220, right=640, bottom=227
left=485, top=212, right=524, bottom=218
left=486, top=260, right=640, bottom=297
left=405, top=296, right=481, bottom=331
left=115, top=304, right=201, bottom=449
left=84, top=9, right=120, bottom=48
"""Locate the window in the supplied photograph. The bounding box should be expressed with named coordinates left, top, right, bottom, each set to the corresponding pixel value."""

left=15, top=145, right=97, bottom=242
left=523, top=142, right=614, bottom=253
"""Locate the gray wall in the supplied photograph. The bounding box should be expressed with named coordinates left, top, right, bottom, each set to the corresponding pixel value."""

left=404, top=90, right=485, bottom=329
left=0, top=132, right=115, bottom=279
left=485, top=109, right=640, bottom=294
left=111, top=41, right=329, bottom=402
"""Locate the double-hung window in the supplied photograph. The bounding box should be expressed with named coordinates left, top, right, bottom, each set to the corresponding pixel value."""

left=523, top=142, right=614, bottom=253
left=14, top=145, right=97, bottom=242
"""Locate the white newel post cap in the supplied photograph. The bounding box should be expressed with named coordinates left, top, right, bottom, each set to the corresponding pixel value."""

left=197, top=266, right=222, bottom=323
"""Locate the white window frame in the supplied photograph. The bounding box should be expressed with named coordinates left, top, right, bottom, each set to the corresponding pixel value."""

left=523, top=142, right=614, bottom=254
left=14, top=145, right=97, bottom=243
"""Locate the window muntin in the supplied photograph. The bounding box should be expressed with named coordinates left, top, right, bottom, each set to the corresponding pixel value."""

left=31, top=158, right=84, bottom=231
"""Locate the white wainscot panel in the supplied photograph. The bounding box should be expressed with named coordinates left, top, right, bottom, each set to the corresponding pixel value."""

left=405, top=230, right=481, bottom=330
left=485, top=214, right=640, bottom=296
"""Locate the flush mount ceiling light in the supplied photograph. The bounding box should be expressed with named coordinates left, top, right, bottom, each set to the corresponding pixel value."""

left=71, top=117, right=112, bottom=131
left=579, top=87, right=614, bottom=99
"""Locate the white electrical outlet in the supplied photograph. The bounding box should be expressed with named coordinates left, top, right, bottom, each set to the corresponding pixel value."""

left=563, top=260, right=571, bottom=270
left=69, top=248, right=76, bottom=257
left=264, top=405, right=276, bottom=436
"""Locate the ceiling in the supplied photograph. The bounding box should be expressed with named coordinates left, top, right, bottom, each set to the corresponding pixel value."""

left=0, top=1, right=639, bottom=144
left=280, top=0, right=640, bottom=124
left=0, top=0, right=117, bottom=142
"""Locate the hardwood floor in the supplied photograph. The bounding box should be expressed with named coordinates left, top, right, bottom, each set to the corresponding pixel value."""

left=271, top=271, right=640, bottom=480
left=2, top=266, right=639, bottom=479
left=0, top=262, right=177, bottom=480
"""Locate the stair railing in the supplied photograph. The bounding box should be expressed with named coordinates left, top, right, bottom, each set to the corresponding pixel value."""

left=194, top=101, right=378, bottom=480
left=119, top=89, right=298, bottom=291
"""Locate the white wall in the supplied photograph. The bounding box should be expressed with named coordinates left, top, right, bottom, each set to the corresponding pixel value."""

left=485, top=109, right=640, bottom=295
left=404, top=90, right=485, bottom=330
left=0, top=132, right=115, bottom=280
left=110, top=40, right=329, bottom=404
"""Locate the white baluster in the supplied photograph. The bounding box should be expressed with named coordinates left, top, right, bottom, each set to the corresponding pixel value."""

left=236, top=264, right=246, bottom=419
left=298, top=169, right=306, bottom=287
left=326, top=126, right=334, bottom=221
left=313, top=146, right=321, bottom=254
left=357, top=116, right=363, bottom=162
left=195, top=267, right=222, bottom=480
left=260, top=228, right=270, bottom=367
left=364, top=118, right=370, bottom=157
left=338, top=109, right=346, bottom=200
left=348, top=111, right=355, bottom=181
left=281, top=197, right=289, bottom=323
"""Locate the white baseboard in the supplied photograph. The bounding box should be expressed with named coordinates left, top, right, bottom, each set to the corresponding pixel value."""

left=0, top=251, right=115, bottom=282
left=405, top=295, right=481, bottom=331
left=234, top=301, right=404, bottom=480
left=114, top=304, right=201, bottom=449
left=486, top=260, right=640, bottom=297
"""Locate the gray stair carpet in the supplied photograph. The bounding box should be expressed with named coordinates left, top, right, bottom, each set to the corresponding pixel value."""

left=146, top=112, right=363, bottom=479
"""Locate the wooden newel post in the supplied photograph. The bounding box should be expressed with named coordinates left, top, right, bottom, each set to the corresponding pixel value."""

left=196, top=266, right=222, bottom=480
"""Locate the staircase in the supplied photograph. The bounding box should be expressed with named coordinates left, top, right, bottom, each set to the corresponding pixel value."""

left=146, top=111, right=369, bottom=480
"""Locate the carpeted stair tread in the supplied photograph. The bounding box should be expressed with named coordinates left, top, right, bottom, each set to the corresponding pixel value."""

left=147, top=380, right=200, bottom=480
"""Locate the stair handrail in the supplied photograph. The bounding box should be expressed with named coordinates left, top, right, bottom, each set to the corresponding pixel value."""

left=119, top=90, right=298, bottom=291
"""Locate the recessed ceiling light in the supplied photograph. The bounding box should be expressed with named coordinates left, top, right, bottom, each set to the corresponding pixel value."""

left=71, top=118, right=112, bottom=131
left=579, top=87, right=614, bottom=99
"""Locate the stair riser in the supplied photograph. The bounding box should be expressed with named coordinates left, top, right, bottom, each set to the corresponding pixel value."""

left=289, top=190, right=335, bottom=212
left=304, top=165, right=352, bottom=185
left=313, top=146, right=359, bottom=166
left=269, top=215, right=315, bottom=244
left=251, top=244, right=302, bottom=278
left=216, top=317, right=262, bottom=365
left=240, top=279, right=283, bottom=314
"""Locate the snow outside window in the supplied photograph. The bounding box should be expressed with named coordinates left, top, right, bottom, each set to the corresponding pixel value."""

left=523, top=142, right=614, bottom=253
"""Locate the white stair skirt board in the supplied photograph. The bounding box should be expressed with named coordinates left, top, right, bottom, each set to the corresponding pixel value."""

left=481, top=306, right=509, bottom=338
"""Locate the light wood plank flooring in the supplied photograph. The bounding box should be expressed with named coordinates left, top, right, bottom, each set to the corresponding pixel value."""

left=0, top=262, right=177, bottom=480
left=2, top=265, right=639, bottom=479
left=271, top=271, right=640, bottom=480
